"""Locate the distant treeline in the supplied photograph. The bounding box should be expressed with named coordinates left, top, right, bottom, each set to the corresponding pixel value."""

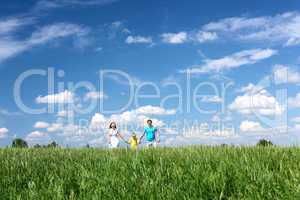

left=11, top=138, right=59, bottom=148
left=10, top=138, right=274, bottom=148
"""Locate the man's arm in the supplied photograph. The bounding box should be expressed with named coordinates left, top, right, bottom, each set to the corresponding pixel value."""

left=139, top=131, right=145, bottom=144
left=155, top=128, right=160, bottom=143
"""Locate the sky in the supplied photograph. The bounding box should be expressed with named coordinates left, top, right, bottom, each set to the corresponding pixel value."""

left=0, top=0, right=300, bottom=147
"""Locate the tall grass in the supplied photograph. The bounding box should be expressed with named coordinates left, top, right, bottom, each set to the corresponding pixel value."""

left=0, top=146, right=300, bottom=199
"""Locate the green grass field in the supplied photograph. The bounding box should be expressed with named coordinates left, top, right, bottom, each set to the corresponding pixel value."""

left=0, top=147, right=300, bottom=199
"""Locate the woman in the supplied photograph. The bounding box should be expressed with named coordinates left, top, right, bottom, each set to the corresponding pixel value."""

left=107, top=122, right=124, bottom=148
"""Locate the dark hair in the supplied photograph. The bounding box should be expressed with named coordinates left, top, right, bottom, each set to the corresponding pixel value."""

left=109, top=122, right=116, bottom=129
left=147, top=119, right=152, bottom=123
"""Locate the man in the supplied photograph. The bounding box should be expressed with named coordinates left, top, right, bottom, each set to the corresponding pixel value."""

left=140, top=119, right=160, bottom=147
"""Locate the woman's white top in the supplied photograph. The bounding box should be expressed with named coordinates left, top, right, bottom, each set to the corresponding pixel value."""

left=108, top=128, right=119, bottom=148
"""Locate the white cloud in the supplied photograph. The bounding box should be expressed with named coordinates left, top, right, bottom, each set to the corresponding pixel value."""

left=206, top=130, right=235, bottom=137
left=105, top=73, right=141, bottom=86
left=34, top=0, right=60, bottom=10
left=0, top=38, right=28, bottom=63
left=43, top=122, right=91, bottom=144
left=294, top=124, right=300, bottom=130
left=239, top=83, right=264, bottom=94
left=63, top=0, right=119, bottom=5
left=28, top=23, right=88, bottom=45
left=161, top=31, right=218, bottom=44
left=61, top=124, right=84, bottom=137
left=0, top=17, right=33, bottom=35
left=57, top=110, right=68, bottom=117
left=273, top=65, right=300, bottom=84
left=110, top=21, right=122, bottom=28
left=0, top=108, right=21, bottom=116
left=57, top=110, right=74, bottom=117
left=0, top=127, right=8, bottom=138
left=106, top=21, right=130, bottom=40
left=34, top=121, right=50, bottom=129
left=89, top=105, right=175, bottom=131
left=288, top=93, right=300, bottom=108
left=25, top=106, right=173, bottom=145
left=183, top=124, right=236, bottom=138
left=292, top=117, right=300, bottom=123
left=195, top=31, right=218, bottom=43
left=88, top=137, right=106, bottom=146
left=135, top=105, right=176, bottom=115
left=211, top=115, right=221, bottom=122
left=240, top=120, right=289, bottom=135
left=125, top=35, right=153, bottom=44
left=161, top=32, right=188, bottom=44
left=34, top=0, right=119, bottom=10
left=122, top=28, right=131, bottom=34
left=182, top=48, right=277, bottom=74
left=229, top=89, right=284, bottom=116
left=26, top=131, right=49, bottom=141
left=85, top=91, right=107, bottom=100
left=110, top=113, right=165, bottom=128
left=0, top=20, right=89, bottom=63
left=203, top=11, right=300, bottom=47
left=240, top=120, right=264, bottom=132
left=200, top=95, right=222, bottom=103
left=90, top=113, right=107, bottom=129
left=203, top=16, right=269, bottom=32
left=47, top=123, right=64, bottom=133
left=112, top=112, right=161, bottom=127
left=36, top=90, right=74, bottom=104
left=94, top=47, right=103, bottom=52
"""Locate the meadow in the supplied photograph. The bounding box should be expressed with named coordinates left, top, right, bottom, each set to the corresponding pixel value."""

left=0, top=146, right=300, bottom=199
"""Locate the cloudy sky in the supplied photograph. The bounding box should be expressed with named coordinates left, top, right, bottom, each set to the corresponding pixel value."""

left=0, top=0, right=300, bottom=147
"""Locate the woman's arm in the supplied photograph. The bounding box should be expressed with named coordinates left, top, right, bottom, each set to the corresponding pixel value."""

left=117, top=132, right=126, bottom=142
left=107, top=133, right=112, bottom=144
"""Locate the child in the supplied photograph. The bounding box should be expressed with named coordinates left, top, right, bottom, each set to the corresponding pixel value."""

left=126, top=132, right=139, bottom=150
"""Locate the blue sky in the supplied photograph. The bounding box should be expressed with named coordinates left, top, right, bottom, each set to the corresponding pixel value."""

left=0, top=0, right=300, bottom=147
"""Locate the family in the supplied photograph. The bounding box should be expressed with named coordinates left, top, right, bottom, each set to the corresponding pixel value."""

left=107, top=119, right=160, bottom=150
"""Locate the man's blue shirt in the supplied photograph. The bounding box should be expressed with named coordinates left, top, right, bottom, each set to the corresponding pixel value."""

left=144, top=126, right=157, bottom=141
